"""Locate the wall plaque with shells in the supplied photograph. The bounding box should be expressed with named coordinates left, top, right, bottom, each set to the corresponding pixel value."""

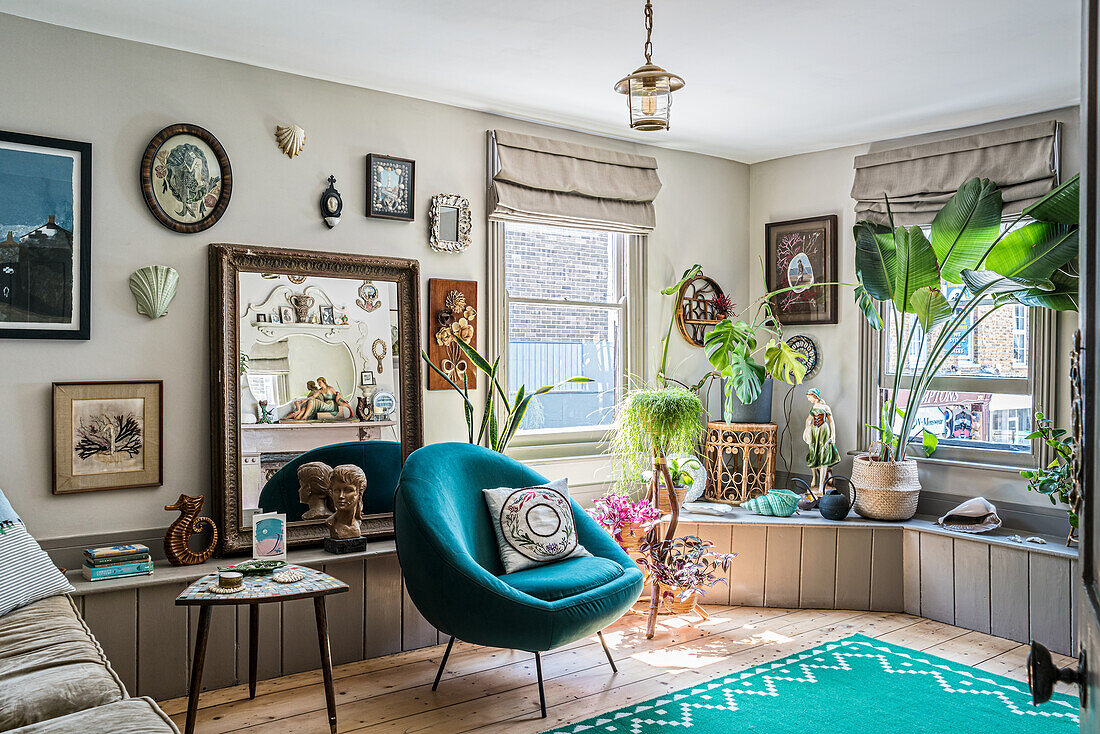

left=427, top=278, right=477, bottom=390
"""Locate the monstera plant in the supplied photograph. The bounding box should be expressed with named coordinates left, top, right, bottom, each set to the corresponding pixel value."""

left=855, top=174, right=1080, bottom=461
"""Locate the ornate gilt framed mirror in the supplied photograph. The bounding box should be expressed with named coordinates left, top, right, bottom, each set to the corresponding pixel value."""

left=210, top=244, right=423, bottom=553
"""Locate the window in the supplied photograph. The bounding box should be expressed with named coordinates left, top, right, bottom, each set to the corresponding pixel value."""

left=862, top=218, right=1056, bottom=466
left=491, top=221, right=643, bottom=451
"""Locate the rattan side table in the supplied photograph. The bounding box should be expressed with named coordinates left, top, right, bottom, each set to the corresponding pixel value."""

left=704, top=421, right=777, bottom=505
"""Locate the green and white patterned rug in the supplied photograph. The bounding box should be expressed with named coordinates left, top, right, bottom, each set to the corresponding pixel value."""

left=543, top=634, right=1079, bottom=733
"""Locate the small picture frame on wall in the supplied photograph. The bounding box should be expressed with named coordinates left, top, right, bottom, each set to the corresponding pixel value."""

left=765, top=215, right=838, bottom=325
left=279, top=305, right=295, bottom=324
left=366, top=153, right=415, bottom=221
left=255, top=313, right=268, bottom=323
left=360, top=370, right=375, bottom=387
left=270, top=310, right=281, bottom=324
left=52, top=381, right=163, bottom=494
left=251, top=511, right=287, bottom=561
left=320, top=306, right=335, bottom=325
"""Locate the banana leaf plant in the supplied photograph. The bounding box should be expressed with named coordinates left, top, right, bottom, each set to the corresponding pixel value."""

left=855, top=175, right=1080, bottom=461
left=422, top=338, right=592, bottom=453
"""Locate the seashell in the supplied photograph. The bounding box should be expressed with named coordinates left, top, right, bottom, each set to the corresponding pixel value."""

left=129, top=265, right=179, bottom=319
left=273, top=568, right=305, bottom=584
left=275, top=124, right=306, bottom=158
left=936, top=496, right=1001, bottom=534
left=742, top=489, right=800, bottom=517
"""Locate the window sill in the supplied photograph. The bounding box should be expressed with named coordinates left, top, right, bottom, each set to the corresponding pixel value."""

left=845, top=449, right=1031, bottom=475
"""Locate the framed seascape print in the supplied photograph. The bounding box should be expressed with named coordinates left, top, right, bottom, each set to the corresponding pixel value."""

left=0, top=130, right=91, bottom=340
left=252, top=512, right=287, bottom=561
left=765, top=214, right=838, bottom=325
left=140, top=123, right=232, bottom=234
left=366, top=153, right=414, bottom=221
left=52, top=381, right=163, bottom=494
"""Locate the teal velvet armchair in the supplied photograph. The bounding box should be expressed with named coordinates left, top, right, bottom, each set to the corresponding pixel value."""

left=394, top=443, right=643, bottom=717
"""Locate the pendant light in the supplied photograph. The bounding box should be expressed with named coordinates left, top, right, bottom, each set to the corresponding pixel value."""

left=614, top=0, right=684, bottom=131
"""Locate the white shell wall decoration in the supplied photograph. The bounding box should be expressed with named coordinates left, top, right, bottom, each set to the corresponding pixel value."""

left=275, top=124, right=306, bottom=159
left=129, top=265, right=179, bottom=319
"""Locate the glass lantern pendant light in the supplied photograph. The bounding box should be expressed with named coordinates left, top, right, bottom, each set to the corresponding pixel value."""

left=614, top=0, right=684, bottom=131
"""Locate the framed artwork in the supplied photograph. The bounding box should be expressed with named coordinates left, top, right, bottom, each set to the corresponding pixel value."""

left=360, top=370, right=375, bottom=387
left=366, top=153, right=414, bottom=221
left=255, top=313, right=267, bottom=323
left=427, top=279, right=477, bottom=390
left=319, top=305, right=335, bottom=325
left=251, top=512, right=287, bottom=561
left=279, top=305, right=295, bottom=324
left=140, top=123, right=232, bottom=234
left=765, top=215, right=838, bottom=325
left=52, top=381, right=163, bottom=494
left=0, top=130, right=91, bottom=340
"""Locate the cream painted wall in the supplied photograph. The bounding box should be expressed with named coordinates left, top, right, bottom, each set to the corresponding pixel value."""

left=0, top=15, right=749, bottom=541
left=747, top=107, right=1080, bottom=513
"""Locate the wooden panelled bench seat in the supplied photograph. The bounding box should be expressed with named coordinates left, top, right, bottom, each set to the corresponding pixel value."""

left=675, top=508, right=1078, bottom=656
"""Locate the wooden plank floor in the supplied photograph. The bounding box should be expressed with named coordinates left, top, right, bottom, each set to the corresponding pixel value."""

left=161, top=606, right=1077, bottom=733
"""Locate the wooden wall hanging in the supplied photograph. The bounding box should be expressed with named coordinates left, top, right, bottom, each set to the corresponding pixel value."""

left=164, top=494, right=218, bottom=565
left=427, top=278, right=477, bottom=390
left=676, top=273, right=725, bottom=347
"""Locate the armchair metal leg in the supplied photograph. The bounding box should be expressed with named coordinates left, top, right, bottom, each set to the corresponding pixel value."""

left=432, top=636, right=456, bottom=691
left=597, top=630, right=618, bottom=673
left=535, top=651, right=546, bottom=718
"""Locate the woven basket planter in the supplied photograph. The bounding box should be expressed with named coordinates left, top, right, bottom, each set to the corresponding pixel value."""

left=656, top=484, right=687, bottom=514
left=850, top=455, right=920, bottom=521
left=656, top=584, right=699, bottom=615
left=616, top=522, right=647, bottom=553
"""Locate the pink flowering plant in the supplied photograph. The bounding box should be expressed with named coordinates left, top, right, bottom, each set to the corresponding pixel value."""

left=588, top=492, right=662, bottom=533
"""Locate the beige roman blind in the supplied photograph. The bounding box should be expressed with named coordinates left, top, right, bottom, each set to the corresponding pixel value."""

left=852, top=120, right=1060, bottom=226
left=488, top=129, right=662, bottom=232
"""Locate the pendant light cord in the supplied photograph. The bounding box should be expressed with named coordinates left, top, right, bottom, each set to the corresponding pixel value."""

left=644, top=0, right=654, bottom=63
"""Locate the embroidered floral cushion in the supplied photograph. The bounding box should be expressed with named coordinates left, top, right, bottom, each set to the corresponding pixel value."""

left=482, top=478, right=591, bottom=574
left=0, top=487, right=74, bottom=618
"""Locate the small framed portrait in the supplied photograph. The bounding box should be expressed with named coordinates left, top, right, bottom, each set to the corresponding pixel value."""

left=52, top=381, right=163, bottom=494
left=270, top=310, right=281, bottom=324
left=765, top=215, right=839, bottom=325
left=320, top=306, right=335, bottom=325
left=366, top=153, right=415, bottom=221
left=279, top=305, right=295, bottom=324
left=255, top=313, right=268, bottom=323
left=140, top=123, right=232, bottom=234
left=252, top=511, right=287, bottom=561
left=360, top=370, right=375, bottom=387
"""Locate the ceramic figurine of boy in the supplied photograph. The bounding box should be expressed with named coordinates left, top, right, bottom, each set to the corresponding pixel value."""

left=325, top=464, right=367, bottom=539
left=802, top=388, right=841, bottom=508
left=297, top=461, right=333, bottom=520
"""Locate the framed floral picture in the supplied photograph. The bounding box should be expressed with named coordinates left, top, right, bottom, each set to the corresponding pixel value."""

left=0, top=130, right=92, bottom=340
left=52, top=381, right=163, bottom=494
left=765, top=215, right=838, bottom=325
left=366, top=153, right=414, bottom=221
left=140, top=123, right=232, bottom=233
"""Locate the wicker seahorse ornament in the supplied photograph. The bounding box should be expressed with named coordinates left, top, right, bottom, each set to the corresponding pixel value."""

left=164, top=494, right=219, bottom=565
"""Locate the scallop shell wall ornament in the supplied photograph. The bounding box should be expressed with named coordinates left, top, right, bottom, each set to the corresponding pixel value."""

left=129, top=265, right=179, bottom=319
left=275, top=124, right=306, bottom=158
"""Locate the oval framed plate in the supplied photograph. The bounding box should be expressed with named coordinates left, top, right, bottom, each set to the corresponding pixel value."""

left=140, top=123, right=232, bottom=233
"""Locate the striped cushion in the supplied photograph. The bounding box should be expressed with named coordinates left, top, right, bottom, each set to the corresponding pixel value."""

left=0, top=520, right=74, bottom=619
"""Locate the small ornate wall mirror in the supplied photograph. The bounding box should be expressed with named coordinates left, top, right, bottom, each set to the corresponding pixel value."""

left=428, top=194, right=472, bottom=253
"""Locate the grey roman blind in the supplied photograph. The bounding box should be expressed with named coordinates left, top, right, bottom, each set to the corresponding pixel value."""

left=248, top=341, right=289, bottom=373
left=852, top=120, right=1060, bottom=226
left=488, top=129, right=662, bottom=232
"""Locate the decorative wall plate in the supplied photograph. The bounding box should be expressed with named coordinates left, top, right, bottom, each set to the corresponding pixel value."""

left=785, top=334, right=819, bottom=376
left=141, top=123, right=232, bottom=233
left=676, top=274, right=726, bottom=347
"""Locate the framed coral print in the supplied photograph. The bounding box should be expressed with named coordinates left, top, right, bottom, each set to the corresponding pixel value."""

left=0, top=130, right=91, bottom=340
left=765, top=215, right=838, bottom=325
left=52, top=381, right=163, bottom=494
left=140, top=123, right=232, bottom=233
left=366, top=153, right=414, bottom=221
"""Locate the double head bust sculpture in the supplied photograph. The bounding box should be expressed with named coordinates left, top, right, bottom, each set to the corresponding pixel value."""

left=297, top=461, right=368, bottom=540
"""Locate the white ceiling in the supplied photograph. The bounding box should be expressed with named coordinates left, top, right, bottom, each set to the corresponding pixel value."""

left=0, top=0, right=1082, bottom=163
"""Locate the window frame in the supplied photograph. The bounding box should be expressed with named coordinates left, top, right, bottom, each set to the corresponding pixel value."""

left=857, top=226, right=1058, bottom=472
left=488, top=219, right=647, bottom=460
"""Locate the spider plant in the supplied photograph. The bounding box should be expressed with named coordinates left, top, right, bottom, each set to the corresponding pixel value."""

left=855, top=175, right=1080, bottom=461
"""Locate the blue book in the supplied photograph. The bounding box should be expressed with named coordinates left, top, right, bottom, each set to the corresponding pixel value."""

left=84, top=543, right=150, bottom=560
left=81, top=560, right=154, bottom=581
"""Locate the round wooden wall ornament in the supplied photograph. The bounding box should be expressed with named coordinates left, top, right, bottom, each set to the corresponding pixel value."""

left=676, top=274, right=726, bottom=347
left=140, top=123, right=232, bottom=233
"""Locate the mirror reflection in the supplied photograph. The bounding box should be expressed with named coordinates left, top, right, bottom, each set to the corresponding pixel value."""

left=439, top=205, right=460, bottom=242
left=237, top=272, right=401, bottom=527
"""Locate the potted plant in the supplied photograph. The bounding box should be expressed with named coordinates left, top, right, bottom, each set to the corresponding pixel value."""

left=587, top=492, right=663, bottom=553
left=422, top=337, right=592, bottom=453
left=1020, top=410, right=1078, bottom=545
left=852, top=175, right=1080, bottom=519
left=637, top=535, right=736, bottom=620
left=702, top=271, right=810, bottom=423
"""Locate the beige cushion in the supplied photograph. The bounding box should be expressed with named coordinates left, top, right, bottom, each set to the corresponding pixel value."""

left=0, top=595, right=126, bottom=730
left=6, top=697, right=178, bottom=733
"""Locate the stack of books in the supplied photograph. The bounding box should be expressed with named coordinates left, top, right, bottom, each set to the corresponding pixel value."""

left=81, top=544, right=154, bottom=581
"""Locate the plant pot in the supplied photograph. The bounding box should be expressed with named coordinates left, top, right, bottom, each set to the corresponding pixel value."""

left=721, top=378, right=773, bottom=423
left=656, top=483, right=687, bottom=514
left=850, top=455, right=920, bottom=521
left=656, top=583, right=699, bottom=615
left=616, top=521, right=647, bottom=553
